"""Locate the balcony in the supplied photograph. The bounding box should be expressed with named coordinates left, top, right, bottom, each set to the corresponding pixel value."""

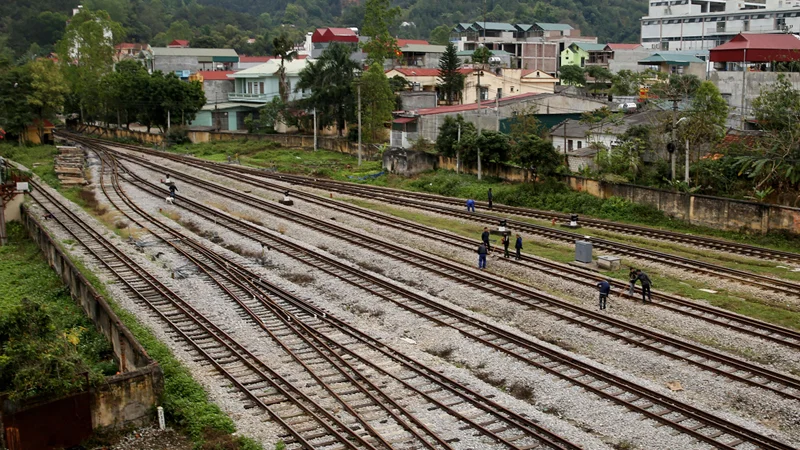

left=227, top=92, right=277, bottom=102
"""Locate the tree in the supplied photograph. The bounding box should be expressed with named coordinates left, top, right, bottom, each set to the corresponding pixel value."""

left=437, top=42, right=465, bottom=105
left=361, top=0, right=401, bottom=66
left=0, top=62, right=34, bottom=143
left=429, top=24, right=452, bottom=45
left=56, top=9, right=124, bottom=123
left=359, top=63, right=394, bottom=143
left=458, top=130, right=510, bottom=165
left=510, top=136, right=561, bottom=176
left=585, top=65, right=612, bottom=94
left=436, top=114, right=475, bottom=157
left=471, top=46, right=491, bottom=65
left=559, top=65, right=585, bottom=87
left=682, top=81, right=728, bottom=145
left=509, top=105, right=545, bottom=139
left=26, top=59, right=68, bottom=143
left=735, top=74, right=800, bottom=192
left=273, top=33, right=299, bottom=104
left=296, top=43, right=359, bottom=136
left=610, top=70, right=642, bottom=96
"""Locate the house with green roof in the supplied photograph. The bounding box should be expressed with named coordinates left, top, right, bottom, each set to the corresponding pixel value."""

left=560, top=42, right=609, bottom=68
left=638, top=52, right=707, bottom=78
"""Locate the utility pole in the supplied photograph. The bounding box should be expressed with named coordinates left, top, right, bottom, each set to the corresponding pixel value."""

left=313, top=107, right=317, bottom=151
left=670, top=99, right=678, bottom=181
left=357, top=83, right=362, bottom=166
left=740, top=48, right=747, bottom=130
left=495, top=92, right=500, bottom=131
left=167, top=109, right=171, bottom=132
left=685, top=137, right=690, bottom=184
left=457, top=123, right=461, bottom=174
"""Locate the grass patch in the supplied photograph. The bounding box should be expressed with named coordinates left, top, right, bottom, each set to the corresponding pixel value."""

left=166, top=139, right=383, bottom=180
left=0, top=143, right=60, bottom=188
left=362, top=171, right=800, bottom=254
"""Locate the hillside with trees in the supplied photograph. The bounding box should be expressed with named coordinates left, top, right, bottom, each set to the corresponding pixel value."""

left=0, top=0, right=647, bottom=61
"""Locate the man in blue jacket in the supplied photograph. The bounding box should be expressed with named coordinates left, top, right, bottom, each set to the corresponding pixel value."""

left=466, top=198, right=475, bottom=212
left=596, top=278, right=611, bottom=310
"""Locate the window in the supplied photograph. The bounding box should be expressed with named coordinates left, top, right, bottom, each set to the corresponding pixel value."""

left=259, top=82, right=265, bottom=94
left=577, top=141, right=582, bottom=149
left=580, top=56, right=585, bottom=67
left=744, top=20, right=750, bottom=31
left=716, top=21, right=725, bottom=32
left=568, top=139, right=574, bottom=151
left=777, top=17, right=787, bottom=29
left=480, top=87, right=489, bottom=100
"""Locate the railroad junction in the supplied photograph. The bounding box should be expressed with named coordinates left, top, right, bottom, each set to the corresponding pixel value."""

left=15, top=133, right=800, bottom=449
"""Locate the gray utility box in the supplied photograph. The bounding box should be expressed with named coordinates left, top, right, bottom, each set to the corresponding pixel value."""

left=575, top=240, right=593, bottom=263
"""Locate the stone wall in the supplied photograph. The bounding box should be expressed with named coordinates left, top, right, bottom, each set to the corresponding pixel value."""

left=19, top=206, right=163, bottom=430
left=437, top=156, right=535, bottom=183
left=81, top=125, right=165, bottom=145
left=187, top=130, right=379, bottom=160
left=710, top=71, right=800, bottom=127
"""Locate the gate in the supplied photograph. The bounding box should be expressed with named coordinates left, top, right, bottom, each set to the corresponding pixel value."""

left=2, top=391, right=93, bottom=450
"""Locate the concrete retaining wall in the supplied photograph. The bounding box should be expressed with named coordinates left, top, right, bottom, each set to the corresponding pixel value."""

left=19, top=205, right=163, bottom=430
left=437, top=156, right=536, bottom=183
left=187, top=130, right=378, bottom=160
left=565, top=176, right=800, bottom=234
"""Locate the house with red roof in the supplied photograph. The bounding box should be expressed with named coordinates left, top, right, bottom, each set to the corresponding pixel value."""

left=167, top=39, right=190, bottom=48
left=310, top=27, right=365, bottom=59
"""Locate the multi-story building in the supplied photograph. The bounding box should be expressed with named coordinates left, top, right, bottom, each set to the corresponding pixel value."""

left=451, top=22, right=597, bottom=74
left=641, top=0, right=800, bottom=51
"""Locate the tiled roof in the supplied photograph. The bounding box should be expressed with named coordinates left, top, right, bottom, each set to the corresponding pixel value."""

left=639, top=52, right=705, bottom=65
left=152, top=47, right=238, bottom=57
left=471, top=22, right=517, bottom=32
left=400, top=44, right=447, bottom=53
left=326, top=28, right=357, bottom=36
left=238, top=56, right=271, bottom=63
left=573, top=43, right=608, bottom=52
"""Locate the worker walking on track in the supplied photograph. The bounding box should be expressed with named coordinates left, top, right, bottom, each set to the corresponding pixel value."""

left=596, top=278, right=611, bottom=310
left=636, top=269, right=653, bottom=303
left=168, top=183, right=177, bottom=199
left=477, top=242, right=488, bottom=270
left=481, top=227, right=491, bottom=251
left=514, top=233, right=523, bottom=260
left=488, top=188, right=493, bottom=210
left=466, top=198, right=475, bottom=212
left=502, top=234, right=510, bottom=258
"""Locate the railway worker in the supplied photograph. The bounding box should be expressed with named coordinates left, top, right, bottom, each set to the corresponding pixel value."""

left=163, top=174, right=173, bottom=186
left=596, top=278, right=611, bottom=310
left=488, top=188, right=493, bottom=210
left=502, top=233, right=510, bottom=258
left=636, top=269, right=653, bottom=303
left=168, top=183, right=178, bottom=199
left=481, top=227, right=491, bottom=251
left=627, top=267, right=638, bottom=296
left=477, top=242, right=488, bottom=270
left=514, top=233, right=523, bottom=260
left=466, top=198, right=475, bottom=212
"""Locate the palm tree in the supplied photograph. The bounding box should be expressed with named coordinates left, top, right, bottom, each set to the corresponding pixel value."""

left=272, top=33, right=298, bottom=103
left=297, top=43, right=360, bottom=136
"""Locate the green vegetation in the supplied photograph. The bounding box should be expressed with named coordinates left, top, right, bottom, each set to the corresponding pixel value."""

left=0, top=223, right=116, bottom=401
left=168, top=140, right=382, bottom=178
left=0, top=143, right=59, bottom=187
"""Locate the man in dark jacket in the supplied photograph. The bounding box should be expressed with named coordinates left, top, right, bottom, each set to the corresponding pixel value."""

left=636, top=270, right=653, bottom=302
left=488, top=188, right=493, bottom=210
left=502, top=234, right=510, bottom=258
left=514, top=233, right=523, bottom=260
left=596, top=278, right=611, bottom=310
left=481, top=227, right=491, bottom=251
left=477, top=242, right=487, bottom=269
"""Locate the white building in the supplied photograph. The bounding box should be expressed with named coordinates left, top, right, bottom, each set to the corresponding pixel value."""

left=641, top=0, right=800, bottom=52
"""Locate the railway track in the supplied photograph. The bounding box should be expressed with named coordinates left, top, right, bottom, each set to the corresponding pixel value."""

left=28, top=183, right=387, bottom=449
left=63, top=134, right=800, bottom=300
left=95, top=144, right=800, bottom=351
left=63, top=134, right=800, bottom=265
left=93, top=142, right=582, bottom=449
left=70, top=143, right=799, bottom=448
left=91, top=142, right=800, bottom=352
